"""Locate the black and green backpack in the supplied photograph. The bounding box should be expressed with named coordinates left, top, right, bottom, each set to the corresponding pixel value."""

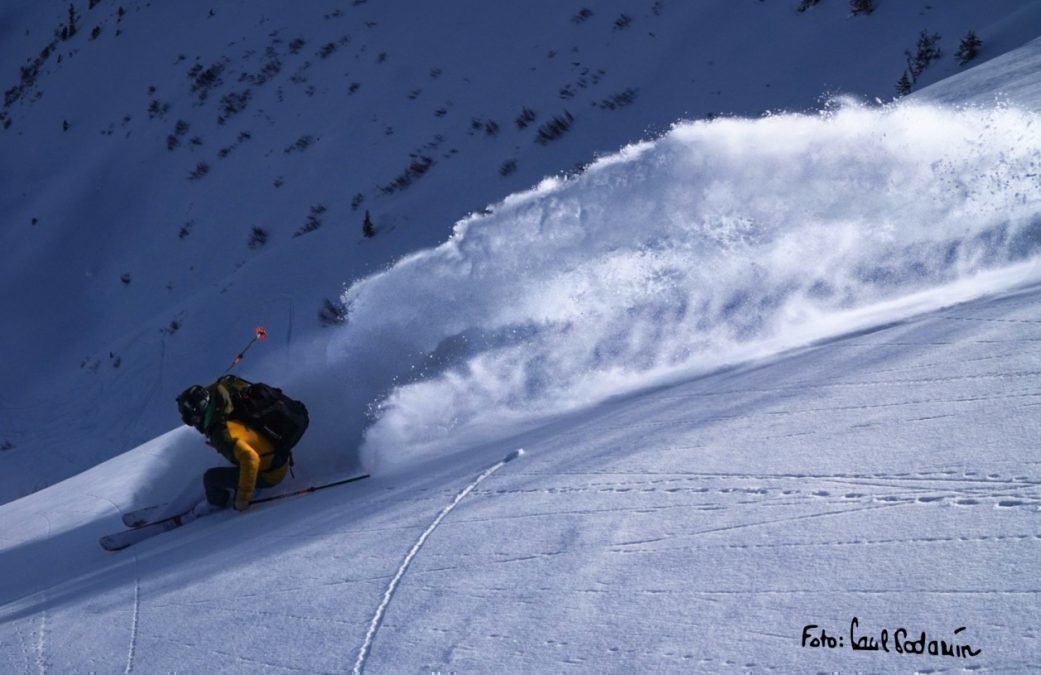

left=214, top=374, right=310, bottom=470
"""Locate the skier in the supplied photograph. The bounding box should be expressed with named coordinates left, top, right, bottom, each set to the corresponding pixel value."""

left=176, top=375, right=309, bottom=513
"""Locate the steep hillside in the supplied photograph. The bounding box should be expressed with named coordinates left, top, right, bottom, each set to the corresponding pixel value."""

left=0, top=11, right=1039, bottom=673
left=2, top=0, right=1040, bottom=498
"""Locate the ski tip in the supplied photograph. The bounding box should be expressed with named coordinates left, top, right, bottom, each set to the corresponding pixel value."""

left=99, top=537, right=126, bottom=552
left=503, top=448, right=525, bottom=463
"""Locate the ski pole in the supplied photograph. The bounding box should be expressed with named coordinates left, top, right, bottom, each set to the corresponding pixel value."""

left=251, top=473, right=371, bottom=505
left=226, top=326, right=268, bottom=372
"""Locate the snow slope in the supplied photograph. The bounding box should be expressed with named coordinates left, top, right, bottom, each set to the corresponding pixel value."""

left=2, top=34, right=1041, bottom=671
left=2, top=275, right=1041, bottom=672
left=4, top=0, right=1041, bottom=500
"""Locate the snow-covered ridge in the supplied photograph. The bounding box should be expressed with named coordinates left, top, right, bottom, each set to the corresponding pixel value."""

left=326, top=101, right=1041, bottom=469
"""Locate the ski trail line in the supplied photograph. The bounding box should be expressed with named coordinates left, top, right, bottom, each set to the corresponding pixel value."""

left=89, top=493, right=141, bottom=674
left=35, top=603, right=47, bottom=675
left=124, top=566, right=141, bottom=674
left=352, top=449, right=524, bottom=675
left=34, top=513, right=53, bottom=675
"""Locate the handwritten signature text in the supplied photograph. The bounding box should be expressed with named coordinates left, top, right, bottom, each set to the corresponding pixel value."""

left=801, top=617, right=981, bottom=658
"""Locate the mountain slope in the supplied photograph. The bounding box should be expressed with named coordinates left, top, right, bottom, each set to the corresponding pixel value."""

left=2, top=270, right=1039, bottom=672
left=3, top=0, right=1041, bottom=500
left=1, top=37, right=1041, bottom=669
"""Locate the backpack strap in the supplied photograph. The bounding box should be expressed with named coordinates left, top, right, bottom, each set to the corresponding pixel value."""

left=201, top=400, right=216, bottom=432
left=213, top=382, right=234, bottom=415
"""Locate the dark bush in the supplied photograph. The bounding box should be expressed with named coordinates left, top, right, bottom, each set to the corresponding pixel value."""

left=318, top=298, right=347, bottom=326
left=895, top=70, right=912, bottom=96
left=572, top=8, right=594, bottom=23
left=248, top=226, right=268, bottom=248
left=293, top=204, right=326, bottom=237
left=188, top=162, right=210, bottom=180
left=188, top=61, right=226, bottom=102
left=362, top=210, right=376, bottom=238
left=905, top=30, right=942, bottom=81
left=956, top=30, right=982, bottom=65
left=595, top=88, right=638, bottom=111
left=535, top=111, right=575, bottom=145
left=217, top=90, right=252, bottom=124
left=515, top=107, right=537, bottom=129
left=285, top=135, right=315, bottom=153
left=379, top=156, right=434, bottom=194
left=850, top=0, right=874, bottom=15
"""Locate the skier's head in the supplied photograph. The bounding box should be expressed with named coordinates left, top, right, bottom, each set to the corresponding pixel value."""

left=176, top=385, right=210, bottom=431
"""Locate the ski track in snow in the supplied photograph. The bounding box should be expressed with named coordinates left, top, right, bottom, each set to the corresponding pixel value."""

left=353, top=449, right=523, bottom=674
left=402, top=465, right=1040, bottom=589
left=124, top=566, right=140, bottom=675
left=31, top=513, right=53, bottom=675
left=0, top=513, right=52, bottom=674
left=88, top=492, right=143, bottom=675
left=34, top=608, right=47, bottom=675
left=457, top=469, right=1041, bottom=523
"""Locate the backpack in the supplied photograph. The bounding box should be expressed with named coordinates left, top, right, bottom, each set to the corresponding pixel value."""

left=214, top=375, right=310, bottom=470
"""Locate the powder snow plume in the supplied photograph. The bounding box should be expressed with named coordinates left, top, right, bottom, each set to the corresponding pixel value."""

left=325, top=100, right=1041, bottom=470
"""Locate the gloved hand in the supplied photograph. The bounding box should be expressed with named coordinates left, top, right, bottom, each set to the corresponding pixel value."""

left=233, top=494, right=251, bottom=512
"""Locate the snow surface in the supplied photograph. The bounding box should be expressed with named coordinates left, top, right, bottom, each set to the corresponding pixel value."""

left=5, top=280, right=1041, bottom=672
left=3, top=2, right=1041, bottom=673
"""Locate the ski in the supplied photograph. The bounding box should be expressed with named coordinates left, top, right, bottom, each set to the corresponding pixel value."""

left=100, top=510, right=202, bottom=551
left=122, top=503, right=168, bottom=528
left=101, top=473, right=371, bottom=551
left=118, top=473, right=372, bottom=529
